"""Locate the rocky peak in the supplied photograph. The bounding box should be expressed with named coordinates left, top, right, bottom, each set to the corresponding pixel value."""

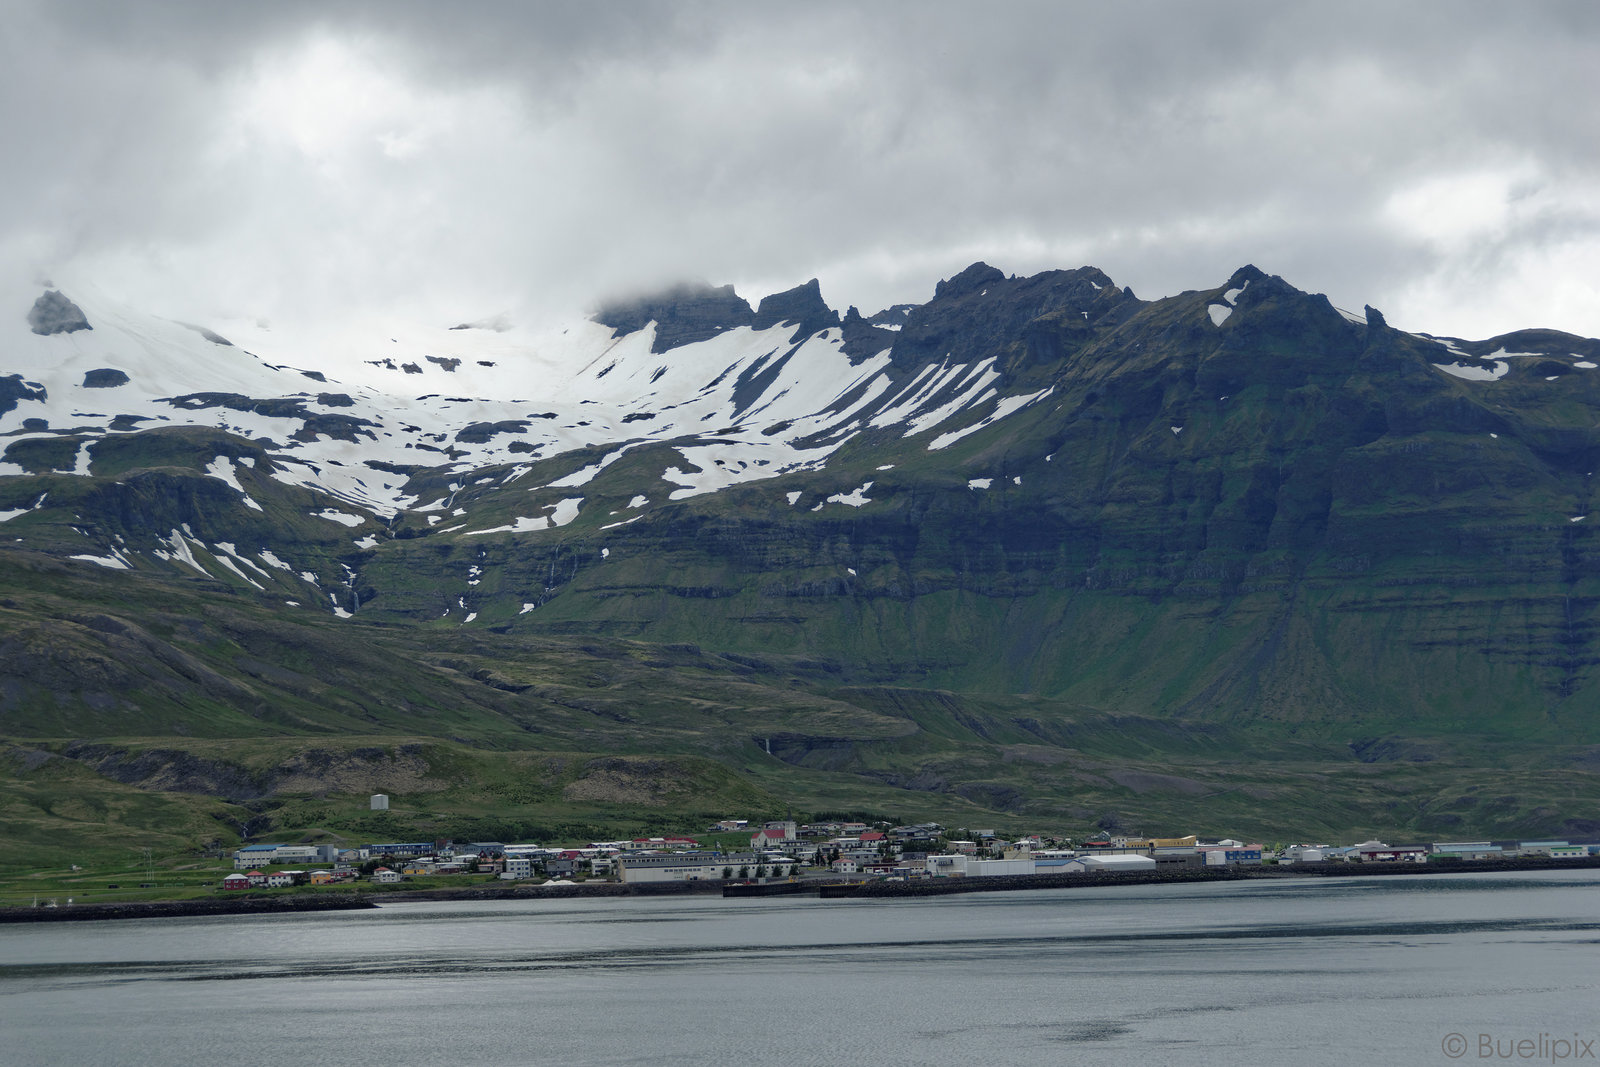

left=751, top=278, right=840, bottom=340
left=867, top=304, right=917, bottom=327
left=1224, top=264, right=1268, bottom=290
left=593, top=282, right=755, bottom=354
left=27, top=290, right=92, bottom=335
left=890, top=263, right=1142, bottom=374
left=933, top=262, right=1007, bottom=301
left=839, top=305, right=899, bottom=363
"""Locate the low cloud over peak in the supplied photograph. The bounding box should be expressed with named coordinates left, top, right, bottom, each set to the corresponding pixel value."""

left=4, top=1, right=1599, bottom=342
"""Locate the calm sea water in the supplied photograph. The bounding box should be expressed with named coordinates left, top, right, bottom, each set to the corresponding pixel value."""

left=2, top=870, right=1597, bottom=1066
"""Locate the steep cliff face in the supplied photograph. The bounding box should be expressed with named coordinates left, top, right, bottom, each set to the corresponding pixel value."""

left=321, top=265, right=1600, bottom=740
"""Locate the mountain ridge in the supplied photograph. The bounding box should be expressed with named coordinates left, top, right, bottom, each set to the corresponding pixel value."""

left=5, top=259, right=1600, bottom=856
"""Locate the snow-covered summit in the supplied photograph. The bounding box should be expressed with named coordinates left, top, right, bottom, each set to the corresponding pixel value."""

left=2, top=271, right=1051, bottom=518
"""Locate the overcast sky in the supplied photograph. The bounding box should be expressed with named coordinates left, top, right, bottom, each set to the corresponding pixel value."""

left=5, top=1, right=1599, bottom=339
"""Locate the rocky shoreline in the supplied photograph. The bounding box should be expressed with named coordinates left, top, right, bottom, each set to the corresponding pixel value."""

left=0, top=877, right=744, bottom=923
left=819, top=855, right=1600, bottom=898
left=0, top=893, right=380, bottom=924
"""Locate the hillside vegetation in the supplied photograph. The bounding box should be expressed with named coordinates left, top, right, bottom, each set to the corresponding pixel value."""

left=5, top=263, right=1600, bottom=862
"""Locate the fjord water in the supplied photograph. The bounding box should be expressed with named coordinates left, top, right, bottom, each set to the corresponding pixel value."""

left=2, top=871, right=1596, bottom=1066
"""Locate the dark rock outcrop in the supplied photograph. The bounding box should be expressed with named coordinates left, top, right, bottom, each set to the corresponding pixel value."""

left=456, top=420, right=529, bottom=443
left=868, top=304, right=917, bottom=327
left=751, top=278, right=839, bottom=341
left=594, top=283, right=755, bottom=353
left=82, top=368, right=130, bottom=389
left=163, top=393, right=376, bottom=442
left=1, top=374, right=47, bottom=415
left=840, top=306, right=898, bottom=362
left=27, top=290, right=91, bottom=335
left=890, top=262, right=1142, bottom=375
left=934, top=261, right=1006, bottom=300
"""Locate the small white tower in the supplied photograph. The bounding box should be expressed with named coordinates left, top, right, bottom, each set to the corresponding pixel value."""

left=370, top=794, right=389, bottom=811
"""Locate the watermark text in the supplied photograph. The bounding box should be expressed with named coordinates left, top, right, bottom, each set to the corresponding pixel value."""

left=1442, top=1032, right=1596, bottom=1062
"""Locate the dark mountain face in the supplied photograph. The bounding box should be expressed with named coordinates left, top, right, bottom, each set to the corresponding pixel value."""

left=751, top=278, right=839, bottom=341
left=593, top=281, right=755, bottom=352
left=455, top=265, right=1597, bottom=719
left=5, top=261, right=1600, bottom=846
left=889, top=263, right=1141, bottom=378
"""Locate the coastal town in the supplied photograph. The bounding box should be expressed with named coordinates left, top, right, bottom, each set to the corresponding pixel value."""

left=219, top=809, right=1600, bottom=892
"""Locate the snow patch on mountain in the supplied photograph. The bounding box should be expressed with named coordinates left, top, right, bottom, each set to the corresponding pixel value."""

left=0, top=493, right=47, bottom=522
left=152, top=528, right=209, bottom=576
left=314, top=508, right=366, bottom=527
left=3, top=277, right=1059, bottom=535
left=825, top=482, right=873, bottom=507
left=547, top=450, right=626, bottom=488
left=902, top=363, right=1002, bottom=438
left=927, top=388, right=1052, bottom=451
left=211, top=549, right=265, bottom=589
left=1434, top=361, right=1509, bottom=381
left=205, top=457, right=263, bottom=510
left=465, top=497, right=583, bottom=536
left=70, top=553, right=128, bottom=569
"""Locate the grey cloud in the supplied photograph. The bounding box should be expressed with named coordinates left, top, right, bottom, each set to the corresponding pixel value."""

left=4, top=1, right=1599, bottom=338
